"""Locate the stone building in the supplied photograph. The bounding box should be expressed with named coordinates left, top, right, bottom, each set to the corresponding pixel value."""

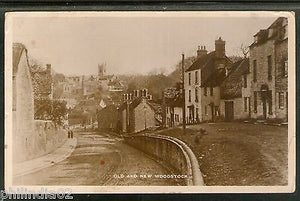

left=12, top=43, right=35, bottom=162
left=220, top=58, right=251, bottom=121
left=249, top=17, right=288, bottom=121
left=119, top=89, right=159, bottom=133
left=184, top=38, right=232, bottom=123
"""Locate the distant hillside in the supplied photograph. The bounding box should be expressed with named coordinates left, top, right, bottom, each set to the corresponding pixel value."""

left=167, top=56, right=197, bottom=82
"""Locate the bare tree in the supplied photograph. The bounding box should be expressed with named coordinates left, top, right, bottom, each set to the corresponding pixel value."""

left=240, top=43, right=249, bottom=58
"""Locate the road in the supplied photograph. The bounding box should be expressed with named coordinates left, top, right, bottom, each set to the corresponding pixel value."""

left=14, top=130, right=182, bottom=186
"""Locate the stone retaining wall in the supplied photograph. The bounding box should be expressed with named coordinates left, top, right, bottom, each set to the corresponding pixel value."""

left=124, top=134, right=204, bottom=186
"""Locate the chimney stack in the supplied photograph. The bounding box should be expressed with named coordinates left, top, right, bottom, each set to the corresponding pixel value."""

left=215, top=37, right=226, bottom=58
left=46, top=64, right=51, bottom=72
left=197, top=46, right=207, bottom=58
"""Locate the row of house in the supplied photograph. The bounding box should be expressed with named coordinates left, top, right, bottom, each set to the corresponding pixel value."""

left=184, top=17, right=288, bottom=123
left=97, top=17, right=288, bottom=134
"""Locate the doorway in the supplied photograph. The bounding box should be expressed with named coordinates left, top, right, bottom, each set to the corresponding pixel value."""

left=225, top=101, right=234, bottom=121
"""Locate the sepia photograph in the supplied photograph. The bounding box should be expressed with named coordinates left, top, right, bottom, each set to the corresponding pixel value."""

left=4, top=11, right=295, bottom=193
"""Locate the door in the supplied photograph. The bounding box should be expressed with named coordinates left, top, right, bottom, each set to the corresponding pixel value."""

left=225, top=101, right=234, bottom=121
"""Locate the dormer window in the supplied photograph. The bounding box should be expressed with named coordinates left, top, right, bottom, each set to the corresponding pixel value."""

left=268, top=29, right=273, bottom=38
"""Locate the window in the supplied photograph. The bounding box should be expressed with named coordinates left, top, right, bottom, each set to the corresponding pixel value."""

left=205, top=105, right=208, bottom=115
left=244, top=97, right=248, bottom=112
left=253, top=60, right=257, bottom=82
left=243, top=74, right=247, bottom=88
left=196, top=108, right=199, bottom=121
left=195, top=71, right=199, bottom=84
left=254, top=91, right=257, bottom=113
left=175, top=114, right=179, bottom=122
left=282, top=60, right=288, bottom=77
left=188, top=73, right=191, bottom=85
left=215, top=106, right=220, bottom=116
left=268, top=55, right=272, bottom=80
left=210, top=87, right=213, bottom=96
left=188, top=90, right=191, bottom=102
left=279, top=92, right=284, bottom=109
left=204, top=87, right=207, bottom=96
left=195, top=88, right=198, bottom=102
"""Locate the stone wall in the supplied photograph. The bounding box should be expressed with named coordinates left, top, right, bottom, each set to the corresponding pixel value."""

left=275, top=39, right=288, bottom=120
left=12, top=44, right=67, bottom=163
left=249, top=40, right=276, bottom=119
left=124, top=134, right=204, bottom=186
left=13, top=46, right=35, bottom=163
left=34, top=120, right=67, bottom=159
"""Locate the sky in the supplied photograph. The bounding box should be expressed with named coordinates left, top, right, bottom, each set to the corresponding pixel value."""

left=11, top=12, right=281, bottom=76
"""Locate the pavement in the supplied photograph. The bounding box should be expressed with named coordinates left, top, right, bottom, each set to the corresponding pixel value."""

left=13, top=138, right=77, bottom=178
left=13, top=131, right=181, bottom=186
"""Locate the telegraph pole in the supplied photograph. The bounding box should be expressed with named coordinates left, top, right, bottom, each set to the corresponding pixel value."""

left=182, top=53, right=186, bottom=131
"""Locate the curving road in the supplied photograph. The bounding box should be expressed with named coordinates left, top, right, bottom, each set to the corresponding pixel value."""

left=14, top=131, right=182, bottom=186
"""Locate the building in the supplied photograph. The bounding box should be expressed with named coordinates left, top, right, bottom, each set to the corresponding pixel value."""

left=184, top=38, right=232, bottom=123
left=12, top=43, right=35, bottom=162
left=249, top=17, right=288, bottom=121
left=97, top=104, right=119, bottom=131
left=220, top=58, right=251, bottom=121
left=119, top=89, right=160, bottom=133
left=164, top=87, right=183, bottom=127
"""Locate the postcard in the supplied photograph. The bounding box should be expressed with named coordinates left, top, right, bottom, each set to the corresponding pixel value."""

left=4, top=11, right=295, bottom=194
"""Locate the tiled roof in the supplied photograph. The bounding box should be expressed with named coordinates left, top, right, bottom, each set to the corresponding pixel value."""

left=251, top=17, right=288, bottom=47
left=220, top=58, right=249, bottom=99
left=185, top=51, right=231, bottom=87
left=185, top=51, right=215, bottom=72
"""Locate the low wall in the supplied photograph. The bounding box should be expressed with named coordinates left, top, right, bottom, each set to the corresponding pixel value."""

left=14, top=120, right=67, bottom=163
left=33, top=120, right=67, bottom=159
left=124, top=134, right=204, bottom=186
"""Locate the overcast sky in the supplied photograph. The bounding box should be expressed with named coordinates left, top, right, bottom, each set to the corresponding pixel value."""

left=12, top=12, right=280, bottom=76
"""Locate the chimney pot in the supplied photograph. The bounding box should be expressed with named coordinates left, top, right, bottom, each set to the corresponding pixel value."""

left=197, top=45, right=208, bottom=58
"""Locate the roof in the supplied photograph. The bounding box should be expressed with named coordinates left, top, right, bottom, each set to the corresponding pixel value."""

left=220, top=58, right=249, bottom=99
left=13, top=43, right=28, bottom=76
left=251, top=17, right=288, bottom=47
left=147, top=101, right=162, bottom=114
left=185, top=50, right=232, bottom=87
left=97, top=104, right=118, bottom=116
left=108, top=80, right=123, bottom=87
left=118, top=97, right=160, bottom=113
left=185, top=51, right=215, bottom=72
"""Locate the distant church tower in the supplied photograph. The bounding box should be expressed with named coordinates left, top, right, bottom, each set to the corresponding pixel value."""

left=98, top=63, right=106, bottom=78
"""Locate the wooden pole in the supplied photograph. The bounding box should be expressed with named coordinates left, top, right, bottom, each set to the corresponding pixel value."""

left=182, top=54, right=186, bottom=131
